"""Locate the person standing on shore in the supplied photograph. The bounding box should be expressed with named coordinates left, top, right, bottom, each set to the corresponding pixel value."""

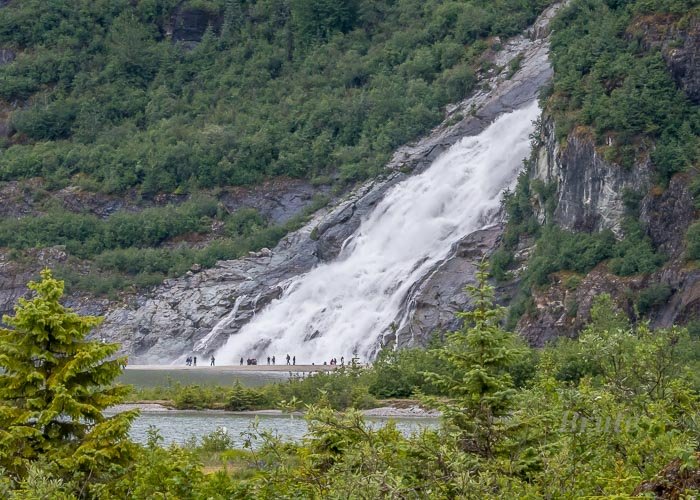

left=292, top=355, right=296, bottom=366
left=267, top=356, right=271, bottom=365
left=193, top=356, right=197, bottom=367
left=272, top=355, right=275, bottom=365
left=210, top=356, right=215, bottom=366
left=286, top=354, right=290, bottom=365
left=240, top=357, right=243, bottom=365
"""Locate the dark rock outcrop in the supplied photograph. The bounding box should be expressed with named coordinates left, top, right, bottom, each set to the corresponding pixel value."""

left=518, top=268, right=643, bottom=346
left=0, top=247, right=110, bottom=322
left=0, top=48, right=15, bottom=66
left=634, top=14, right=700, bottom=103
left=640, top=175, right=695, bottom=259
left=220, top=178, right=330, bottom=225
left=393, top=226, right=503, bottom=348
left=170, top=4, right=222, bottom=46
left=634, top=452, right=700, bottom=498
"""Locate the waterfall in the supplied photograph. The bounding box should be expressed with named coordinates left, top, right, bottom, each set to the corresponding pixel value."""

left=195, top=295, right=245, bottom=352
left=216, top=101, right=540, bottom=364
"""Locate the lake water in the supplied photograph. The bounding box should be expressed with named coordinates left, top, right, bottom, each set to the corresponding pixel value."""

left=117, top=409, right=439, bottom=448
left=117, top=368, right=438, bottom=447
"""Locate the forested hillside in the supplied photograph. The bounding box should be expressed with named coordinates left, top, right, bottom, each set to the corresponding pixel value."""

left=0, top=0, right=555, bottom=293
left=492, top=0, right=699, bottom=333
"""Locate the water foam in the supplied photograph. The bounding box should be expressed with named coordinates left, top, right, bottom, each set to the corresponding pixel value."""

left=216, top=101, right=540, bottom=364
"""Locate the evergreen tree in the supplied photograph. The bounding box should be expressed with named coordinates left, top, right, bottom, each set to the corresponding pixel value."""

left=0, top=270, right=137, bottom=491
left=425, top=261, right=524, bottom=457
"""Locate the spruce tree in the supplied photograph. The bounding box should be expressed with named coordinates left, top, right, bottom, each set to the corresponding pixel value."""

left=0, top=270, right=137, bottom=489
left=425, top=261, right=524, bottom=457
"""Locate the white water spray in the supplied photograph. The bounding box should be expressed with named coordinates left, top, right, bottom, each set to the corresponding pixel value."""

left=195, top=295, right=245, bottom=352
left=216, top=102, right=540, bottom=364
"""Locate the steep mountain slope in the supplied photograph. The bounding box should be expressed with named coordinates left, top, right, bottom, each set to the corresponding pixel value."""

left=493, top=0, right=700, bottom=343
left=0, top=0, right=556, bottom=301
left=0, top=0, right=697, bottom=362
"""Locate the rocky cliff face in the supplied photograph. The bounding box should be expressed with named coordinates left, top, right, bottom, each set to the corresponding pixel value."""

left=532, top=119, right=652, bottom=236
left=0, top=176, right=329, bottom=327
left=633, top=14, right=700, bottom=104
left=518, top=117, right=699, bottom=346
left=92, top=3, right=567, bottom=363
left=516, top=20, right=700, bottom=346
left=168, top=3, right=223, bottom=47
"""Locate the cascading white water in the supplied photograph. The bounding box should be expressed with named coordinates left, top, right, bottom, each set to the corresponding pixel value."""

left=216, top=101, right=540, bottom=364
left=195, top=295, right=245, bottom=352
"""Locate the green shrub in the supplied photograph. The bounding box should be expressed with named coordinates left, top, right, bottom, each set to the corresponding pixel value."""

left=686, top=222, right=700, bottom=260
left=173, top=385, right=214, bottom=409
left=0, top=0, right=555, bottom=194
left=368, top=345, right=447, bottom=398
left=200, top=427, right=233, bottom=452
left=225, top=383, right=268, bottom=411
left=636, top=283, right=673, bottom=315
left=549, top=0, right=698, bottom=183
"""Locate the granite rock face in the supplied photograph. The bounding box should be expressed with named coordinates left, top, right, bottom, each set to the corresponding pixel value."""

left=532, top=119, right=652, bottom=237
left=94, top=3, right=567, bottom=362
left=220, top=178, right=330, bottom=225
left=98, top=220, right=322, bottom=361
left=392, top=226, right=503, bottom=348
left=519, top=120, right=698, bottom=344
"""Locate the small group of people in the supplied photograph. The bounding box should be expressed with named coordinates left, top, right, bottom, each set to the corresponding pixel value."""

left=185, top=355, right=215, bottom=366
left=327, top=357, right=343, bottom=366
left=240, top=357, right=258, bottom=365
left=266, top=356, right=276, bottom=365
left=286, top=354, right=295, bottom=365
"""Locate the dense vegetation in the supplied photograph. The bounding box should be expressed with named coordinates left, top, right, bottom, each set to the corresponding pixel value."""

left=491, top=0, right=699, bottom=327
left=0, top=0, right=558, bottom=294
left=3, top=269, right=700, bottom=497
left=0, top=193, right=325, bottom=295
left=548, top=0, right=699, bottom=178
left=0, top=0, right=555, bottom=191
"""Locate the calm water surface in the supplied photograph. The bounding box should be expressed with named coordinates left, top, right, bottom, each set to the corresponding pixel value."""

left=116, top=368, right=437, bottom=447
left=117, top=410, right=438, bottom=448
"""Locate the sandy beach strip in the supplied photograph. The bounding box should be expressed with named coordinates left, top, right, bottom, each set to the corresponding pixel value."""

left=126, top=364, right=345, bottom=373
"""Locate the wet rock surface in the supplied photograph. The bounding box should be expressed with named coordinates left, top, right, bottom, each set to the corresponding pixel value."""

left=393, top=226, right=503, bottom=348
left=97, top=216, right=323, bottom=362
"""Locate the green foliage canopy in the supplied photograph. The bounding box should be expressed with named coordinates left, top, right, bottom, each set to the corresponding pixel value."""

left=0, top=270, right=137, bottom=491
